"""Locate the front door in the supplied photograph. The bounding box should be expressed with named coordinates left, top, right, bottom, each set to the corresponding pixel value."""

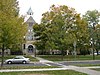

left=28, top=45, right=33, bottom=53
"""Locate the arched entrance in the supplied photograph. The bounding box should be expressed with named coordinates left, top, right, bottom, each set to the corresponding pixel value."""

left=28, top=45, right=34, bottom=53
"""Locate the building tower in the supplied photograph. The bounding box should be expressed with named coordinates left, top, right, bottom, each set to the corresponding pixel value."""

left=23, top=7, right=36, bottom=55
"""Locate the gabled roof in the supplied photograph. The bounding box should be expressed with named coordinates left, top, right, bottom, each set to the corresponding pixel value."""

left=26, top=16, right=36, bottom=24
left=27, top=7, right=33, bottom=15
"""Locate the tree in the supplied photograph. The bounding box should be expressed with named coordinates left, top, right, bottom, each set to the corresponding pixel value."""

left=83, top=10, right=100, bottom=58
left=33, top=23, right=48, bottom=54
left=83, top=10, right=100, bottom=27
left=33, top=5, right=89, bottom=59
left=0, top=0, right=27, bottom=67
left=95, top=24, right=100, bottom=55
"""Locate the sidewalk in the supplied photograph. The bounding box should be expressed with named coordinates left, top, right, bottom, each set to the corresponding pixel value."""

left=67, top=65, right=100, bottom=75
left=0, top=67, right=69, bottom=72
left=0, top=65, right=100, bottom=75
left=0, top=56, right=100, bottom=75
left=33, top=56, right=100, bottom=75
left=35, top=57, right=53, bottom=63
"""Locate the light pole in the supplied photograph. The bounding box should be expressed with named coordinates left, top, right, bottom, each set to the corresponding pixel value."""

left=90, top=38, right=95, bottom=60
left=23, top=36, right=26, bottom=41
left=23, top=36, right=26, bottom=55
left=73, top=41, right=76, bottom=60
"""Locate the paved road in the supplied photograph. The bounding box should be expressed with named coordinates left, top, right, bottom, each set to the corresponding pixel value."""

left=58, top=60, right=100, bottom=66
left=1, top=56, right=100, bottom=75
left=3, top=60, right=100, bottom=67
left=3, top=62, right=47, bottom=66
left=1, top=62, right=100, bottom=75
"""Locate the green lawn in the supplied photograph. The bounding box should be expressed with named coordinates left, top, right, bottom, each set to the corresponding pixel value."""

left=39, top=55, right=100, bottom=61
left=0, top=70, right=87, bottom=75
left=0, top=66, right=58, bottom=69
left=91, top=68, right=100, bottom=71
left=74, top=64, right=100, bottom=67
left=0, top=55, right=38, bottom=62
left=25, top=55, right=38, bottom=62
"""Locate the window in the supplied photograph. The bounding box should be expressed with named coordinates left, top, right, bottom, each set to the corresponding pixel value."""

left=28, top=29, right=33, bottom=32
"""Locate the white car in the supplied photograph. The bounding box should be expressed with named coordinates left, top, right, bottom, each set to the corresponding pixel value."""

left=94, top=52, right=100, bottom=55
left=5, top=56, right=30, bottom=64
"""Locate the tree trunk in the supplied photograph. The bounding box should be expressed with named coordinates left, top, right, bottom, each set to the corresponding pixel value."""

left=34, top=48, right=36, bottom=57
left=61, top=50, right=64, bottom=61
left=96, top=49, right=98, bottom=56
left=96, top=33, right=99, bottom=56
left=92, top=40, right=95, bottom=60
left=92, top=24, right=95, bottom=60
left=42, top=49, right=44, bottom=55
left=1, top=44, right=4, bottom=68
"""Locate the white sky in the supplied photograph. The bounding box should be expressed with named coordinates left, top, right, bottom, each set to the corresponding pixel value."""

left=17, top=0, right=100, bottom=23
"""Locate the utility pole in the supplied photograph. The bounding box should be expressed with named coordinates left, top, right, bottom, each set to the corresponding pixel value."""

left=73, top=41, right=77, bottom=60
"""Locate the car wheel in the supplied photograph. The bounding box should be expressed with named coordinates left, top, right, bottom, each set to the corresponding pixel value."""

left=22, top=61, right=26, bottom=64
left=7, top=61, right=12, bottom=64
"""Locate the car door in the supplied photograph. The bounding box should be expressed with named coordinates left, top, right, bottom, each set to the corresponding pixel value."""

left=13, top=57, right=21, bottom=63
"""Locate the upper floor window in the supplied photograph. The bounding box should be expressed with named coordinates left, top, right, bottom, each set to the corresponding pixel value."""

left=28, top=29, right=33, bottom=32
left=29, top=23, right=33, bottom=27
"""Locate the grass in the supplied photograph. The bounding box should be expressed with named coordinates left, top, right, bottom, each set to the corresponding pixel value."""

left=91, top=68, right=100, bottom=71
left=0, top=70, right=87, bottom=75
left=0, top=55, right=38, bottom=62
left=25, top=55, right=38, bottom=62
left=74, top=64, right=100, bottom=67
left=0, top=66, right=58, bottom=69
left=39, top=55, right=100, bottom=61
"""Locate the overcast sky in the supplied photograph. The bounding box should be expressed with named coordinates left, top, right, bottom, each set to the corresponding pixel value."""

left=17, top=0, right=100, bottom=23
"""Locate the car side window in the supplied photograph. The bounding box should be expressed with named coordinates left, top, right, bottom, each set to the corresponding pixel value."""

left=14, top=57, right=20, bottom=59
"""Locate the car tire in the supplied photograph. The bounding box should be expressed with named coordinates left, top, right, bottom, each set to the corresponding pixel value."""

left=22, top=61, right=26, bottom=64
left=7, top=61, right=12, bottom=64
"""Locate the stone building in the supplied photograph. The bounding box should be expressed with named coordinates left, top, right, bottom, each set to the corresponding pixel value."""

left=23, top=8, right=36, bottom=55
